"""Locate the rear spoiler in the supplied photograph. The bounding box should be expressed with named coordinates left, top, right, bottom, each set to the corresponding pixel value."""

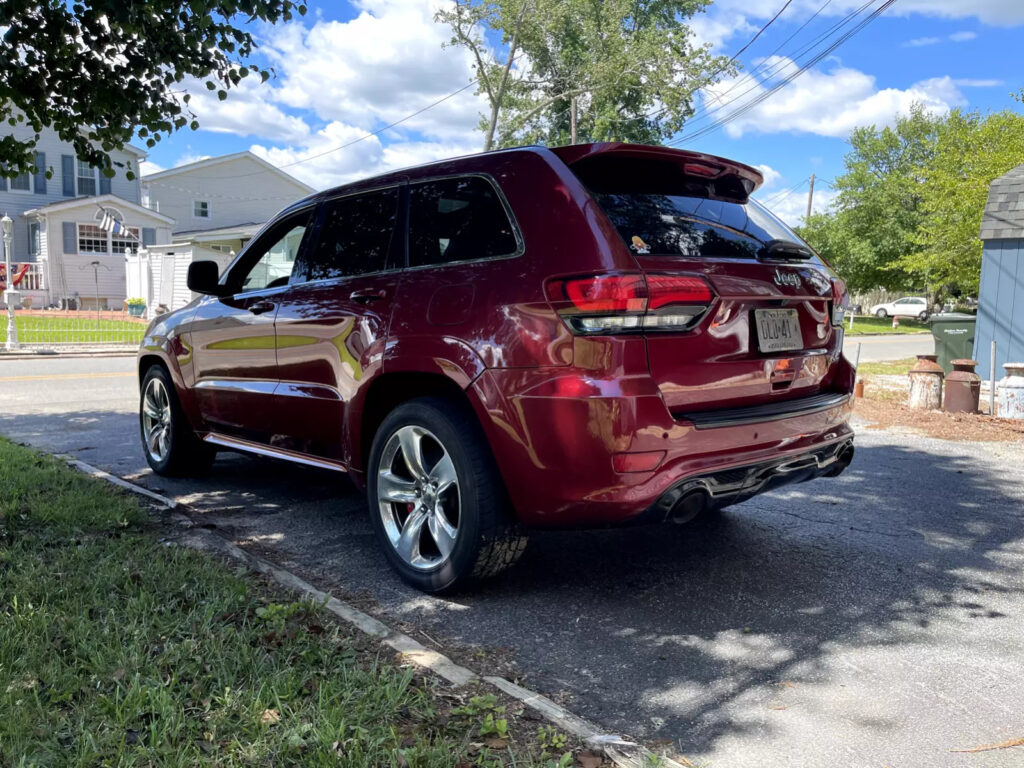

left=550, top=142, right=764, bottom=199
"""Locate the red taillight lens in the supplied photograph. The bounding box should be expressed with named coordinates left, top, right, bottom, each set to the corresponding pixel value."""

left=646, top=275, right=714, bottom=309
left=555, top=274, right=647, bottom=313
left=545, top=273, right=714, bottom=335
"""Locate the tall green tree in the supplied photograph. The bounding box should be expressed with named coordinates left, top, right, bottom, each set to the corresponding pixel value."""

left=824, top=104, right=941, bottom=292
left=435, top=0, right=731, bottom=150
left=902, top=108, right=1024, bottom=293
left=0, top=1, right=305, bottom=179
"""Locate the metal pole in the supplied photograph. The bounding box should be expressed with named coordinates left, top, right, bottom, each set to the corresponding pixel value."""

left=93, top=262, right=100, bottom=319
left=2, top=213, right=19, bottom=351
left=990, top=340, right=997, bottom=416
left=854, top=342, right=862, bottom=371
left=806, top=173, right=815, bottom=221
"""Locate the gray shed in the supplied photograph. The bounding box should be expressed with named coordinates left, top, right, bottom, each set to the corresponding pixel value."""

left=975, top=164, right=1024, bottom=373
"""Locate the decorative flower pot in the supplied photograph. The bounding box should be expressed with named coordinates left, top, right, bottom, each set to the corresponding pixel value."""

left=127, top=304, right=146, bottom=318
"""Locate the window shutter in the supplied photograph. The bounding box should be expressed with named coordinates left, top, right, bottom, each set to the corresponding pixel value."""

left=62, top=155, right=75, bottom=196
left=62, top=221, right=77, bottom=254
left=33, top=152, right=47, bottom=194
left=99, top=173, right=111, bottom=195
left=141, top=227, right=156, bottom=246
left=0, top=171, right=6, bottom=192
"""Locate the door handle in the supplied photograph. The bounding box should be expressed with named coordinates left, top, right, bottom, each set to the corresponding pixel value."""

left=248, top=300, right=276, bottom=315
left=349, top=288, right=387, bottom=302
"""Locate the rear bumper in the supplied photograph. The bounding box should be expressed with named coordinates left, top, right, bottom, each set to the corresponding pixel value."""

left=469, top=369, right=854, bottom=527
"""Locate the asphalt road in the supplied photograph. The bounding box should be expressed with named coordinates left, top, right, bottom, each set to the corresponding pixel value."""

left=843, top=332, right=933, bottom=362
left=2, top=351, right=1022, bottom=768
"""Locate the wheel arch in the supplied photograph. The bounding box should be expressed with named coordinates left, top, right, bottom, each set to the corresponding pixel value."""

left=356, top=370, right=486, bottom=481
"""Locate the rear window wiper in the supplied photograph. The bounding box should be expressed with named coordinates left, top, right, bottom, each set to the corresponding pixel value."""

left=757, top=239, right=814, bottom=261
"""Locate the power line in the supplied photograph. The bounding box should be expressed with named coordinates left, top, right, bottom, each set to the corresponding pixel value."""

left=759, top=177, right=808, bottom=207
left=672, top=0, right=879, bottom=139
left=669, top=0, right=896, bottom=146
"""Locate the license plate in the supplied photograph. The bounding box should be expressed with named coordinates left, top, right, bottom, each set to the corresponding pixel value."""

left=755, top=309, right=803, bottom=353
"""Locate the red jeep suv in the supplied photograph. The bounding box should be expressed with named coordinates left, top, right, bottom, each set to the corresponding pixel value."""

left=138, top=143, right=855, bottom=592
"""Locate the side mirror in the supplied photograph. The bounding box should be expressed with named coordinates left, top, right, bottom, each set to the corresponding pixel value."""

left=187, top=260, right=225, bottom=296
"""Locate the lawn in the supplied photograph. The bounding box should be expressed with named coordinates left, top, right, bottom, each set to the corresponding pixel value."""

left=844, top=315, right=930, bottom=336
left=856, top=357, right=917, bottom=377
left=0, top=314, right=146, bottom=345
left=0, top=438, right=580, bottom=767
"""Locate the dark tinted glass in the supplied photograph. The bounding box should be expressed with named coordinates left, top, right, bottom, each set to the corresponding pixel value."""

left=298, top=188, right=399, bottom=282
left=408, top=176, right=518, bottom=267
left=574, top=155, right=813, bottom=260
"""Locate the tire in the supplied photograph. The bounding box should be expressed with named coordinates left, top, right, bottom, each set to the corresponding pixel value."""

left=367, top=397, right=527, bottom=593
left=917, top=311, right=928, bottom=322
left=139, top=364, right=216, bottom=477
left=875, top=308, right=887, bottom=318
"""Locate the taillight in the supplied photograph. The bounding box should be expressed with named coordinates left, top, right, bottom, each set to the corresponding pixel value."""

left=831, top=277, right=848, bottom=327
left=545, top=273, right=714, bottom=335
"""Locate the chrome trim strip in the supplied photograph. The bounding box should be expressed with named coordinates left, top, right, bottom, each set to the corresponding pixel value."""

left=194, top=379, right=278, bottom=395
left=203, top=433, right=347, bottom=473
left=276, top=381, right=343, bottom=401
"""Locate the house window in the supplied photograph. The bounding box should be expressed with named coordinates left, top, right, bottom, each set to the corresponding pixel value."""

left=77, top=159, right=97, bottom=196
left=10, top=171, right=31, bottom=192
left=194, top=200, right=210, bottom=218
left=78, top=224, right=108, bottom=254
left=28, top=221, right=41, bottom=257
left=111, top=227, right=141, bottom=255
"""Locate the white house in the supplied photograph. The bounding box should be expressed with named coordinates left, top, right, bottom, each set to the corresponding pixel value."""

left=1, top=121, right=174, bottom=309
left=132, top=151, right=314, bottom=312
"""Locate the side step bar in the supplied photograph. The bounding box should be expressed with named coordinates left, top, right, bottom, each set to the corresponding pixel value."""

left=203, top=433, right=348, bottom=473
left=674, top=392, right=851, bottom=429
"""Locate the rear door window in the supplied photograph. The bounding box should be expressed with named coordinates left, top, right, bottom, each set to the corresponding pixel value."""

left=296, top=187, right=400, bottom=283
left=408, top=176, right=518, bottom=267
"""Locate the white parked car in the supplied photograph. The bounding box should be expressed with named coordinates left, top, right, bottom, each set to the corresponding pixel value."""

left=870, top=296, right=930, bottom=321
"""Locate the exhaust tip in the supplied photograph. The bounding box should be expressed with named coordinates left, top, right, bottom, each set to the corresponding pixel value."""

left=669, top=488, right=710, bottom=524
left=824, top=444, right=855, bottom=477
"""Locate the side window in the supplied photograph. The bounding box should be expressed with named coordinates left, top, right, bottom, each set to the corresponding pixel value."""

left=408, top=176, right=518, bottom=268
left=296, top=187, right=399, bottom=283
left=232, top=212, right=311, bottom=293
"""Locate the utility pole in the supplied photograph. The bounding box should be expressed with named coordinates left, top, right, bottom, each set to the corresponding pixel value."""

left=570, top=97, right=578, bottom=145
left=806, top=173, right=816, bottom=221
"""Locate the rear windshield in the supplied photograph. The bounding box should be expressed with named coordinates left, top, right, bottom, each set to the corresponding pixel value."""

left=573, top=155, right=815, bottom=260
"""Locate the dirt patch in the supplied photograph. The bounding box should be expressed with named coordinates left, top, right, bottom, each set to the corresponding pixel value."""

left=853, top=393, right=1024, bottom=443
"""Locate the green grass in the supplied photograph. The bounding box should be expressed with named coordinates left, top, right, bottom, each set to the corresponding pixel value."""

left=857, top=358, right=917, bottom=377
left=0, top=439, right=571, bottom=767
left=0, top=315, right=145, bottom=345
left=844, top=315, right=930, bottom=335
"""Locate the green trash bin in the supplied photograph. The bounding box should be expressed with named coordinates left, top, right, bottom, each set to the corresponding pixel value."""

left=929, top=313, right=977, bottom=375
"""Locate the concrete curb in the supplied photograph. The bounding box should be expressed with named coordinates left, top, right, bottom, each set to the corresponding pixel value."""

left=0, top=348, right=137, bottom=360
left=60, top=454, right=689, bottom=768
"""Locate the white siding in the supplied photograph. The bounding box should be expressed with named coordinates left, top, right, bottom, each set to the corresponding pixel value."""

left=1, top=122, right=143, bottom=263
left=143, top=154, right=311, bottom=235
left=39, top=200, right=171, bottom=308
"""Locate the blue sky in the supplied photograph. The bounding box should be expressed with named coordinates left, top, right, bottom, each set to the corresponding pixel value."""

left=141, top=0, right=1024, bottom=226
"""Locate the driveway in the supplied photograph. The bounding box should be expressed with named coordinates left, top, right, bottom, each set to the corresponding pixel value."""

left=2, top=355, right=1022, bottom=768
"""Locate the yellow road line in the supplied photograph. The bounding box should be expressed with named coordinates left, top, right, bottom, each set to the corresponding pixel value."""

left=0, top=371, right=135, bottom=383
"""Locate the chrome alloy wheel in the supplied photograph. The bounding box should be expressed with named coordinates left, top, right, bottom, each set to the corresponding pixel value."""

left=377, top=425, right=461, bottom=571
left=141, top=376, right=172, bottom=463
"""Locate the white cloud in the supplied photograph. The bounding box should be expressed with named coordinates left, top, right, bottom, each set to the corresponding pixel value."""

left=701, top=58, right=965, bottom=140
left=755, top=183, right=837, bottom=228
left=949, top=30, right=978, bottom=41
left=262, top=0, right=485, bottom=142
left=248, top=120, right=479, bottom=190
left=953, top=78, right=1003, bottom=87
left=755, top=163, right=782, bottom=190
left=904, top=36, right=941, bottom=47
left=181, top=75, right=311, bottom=144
